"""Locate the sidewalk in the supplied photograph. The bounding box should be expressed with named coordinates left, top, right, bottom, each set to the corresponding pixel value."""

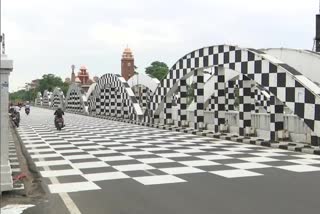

left=1, top=126, right=69, bottom=214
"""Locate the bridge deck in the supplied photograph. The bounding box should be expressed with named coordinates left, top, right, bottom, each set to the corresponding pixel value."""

left=17, top=107, right=320, bottom=214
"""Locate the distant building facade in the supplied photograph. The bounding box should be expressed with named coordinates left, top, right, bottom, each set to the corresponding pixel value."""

left=66, top=65, right=98, bottom=92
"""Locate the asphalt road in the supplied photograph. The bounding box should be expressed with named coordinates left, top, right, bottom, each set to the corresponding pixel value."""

left=16, top=107, right=320, bottom=214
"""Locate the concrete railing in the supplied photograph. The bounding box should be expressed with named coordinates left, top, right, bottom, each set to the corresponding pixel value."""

left=169, top=106, right=312, bottom=143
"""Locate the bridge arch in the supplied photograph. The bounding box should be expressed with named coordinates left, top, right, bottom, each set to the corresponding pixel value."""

left=51, top=87, right=65, bottom=109
left=150, top=45, right=320, bottom=140
left=35, top=92, right=42, bottom=106
left=42, top=90, right=51, bottom=107
left=89, top=73, right=143, bottom=120
left=65, top=83, right=88, bottom=114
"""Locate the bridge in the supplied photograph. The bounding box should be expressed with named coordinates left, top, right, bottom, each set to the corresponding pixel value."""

left=1, top=45, right=320, bottom=213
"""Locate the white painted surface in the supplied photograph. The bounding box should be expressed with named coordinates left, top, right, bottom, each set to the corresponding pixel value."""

left=1, top=204, right=35, bottom=214
left=263, top=48, right=320, bottom=85
left=127, top=73, right=160, bottom=92
left=0, top=54, right=13, bottom=192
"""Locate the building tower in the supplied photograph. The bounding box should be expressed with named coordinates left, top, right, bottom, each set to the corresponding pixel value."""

left=78, top=65, right=90, bottom=85
left=121, top=46, right=134, bottom=81
left=314, top=1, right=320, bottom=52
left=71, top=64, right=76, bottom=83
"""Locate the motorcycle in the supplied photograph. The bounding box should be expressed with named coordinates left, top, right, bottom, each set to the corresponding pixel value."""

left=55, top=117, right=64, bottom=131
left=25, top=108, right=30, bottom=115
left=11, top=113, right=20, bottom=127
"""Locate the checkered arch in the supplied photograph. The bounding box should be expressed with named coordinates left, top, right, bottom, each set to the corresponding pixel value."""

left=35, top=92, right=42, bottom=106
left=65, top=83, right=88, bottom=114
left=150, top=45, right=320, bottom=140
left=89, top=73, right=143, bottom=121
left=51, top=87, right=65, bottom=109
left=42, top=90, right=51, bottom=107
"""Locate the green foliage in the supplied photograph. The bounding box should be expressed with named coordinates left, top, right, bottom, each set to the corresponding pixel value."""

left=38, top=74, right=64, bottom=94
left=10, top=74, right=70, bottom=103
left=10, top=89, right=37, bottom=104
left=145, top=61, right=169, bottom=81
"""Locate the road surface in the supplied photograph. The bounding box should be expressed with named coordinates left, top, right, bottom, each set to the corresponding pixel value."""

left=16, top=107, right=320, bottom=214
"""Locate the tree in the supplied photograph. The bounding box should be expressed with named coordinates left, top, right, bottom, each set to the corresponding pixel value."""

left=9, top=89, right=37, bottom=103
left=10, top=74, right=69, bottom=103
left=145, top=61, right=169, bottom=81
left=37, top=74, right=65, bottom=94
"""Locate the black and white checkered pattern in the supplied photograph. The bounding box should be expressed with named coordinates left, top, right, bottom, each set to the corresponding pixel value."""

left=254, top=86, right=270, bottom=113
left=42, top=90, right=51, bottom=107
left=132, top=85, right=153, bottom=110
left=177, top=78, right=188, bottom=126
left=269, top=95, right=284, bottom=141
left=51, top=87, right=64, bottom=109
left=65, top=84, right=87, bottom=114
left=35, top=92, right=42, bottom=106
left=226, top=80, right=236, bottom=111
left=238, top=75, right=253, bottom=136
left=88, top=73, right=143, bottom=121
left=214, top=67, right=226, bottom=132
left=16, top=108, right=320, bottom=194
left=149, top=45, right=320, bottom=141
left=193, top=69, right=205, bottom=129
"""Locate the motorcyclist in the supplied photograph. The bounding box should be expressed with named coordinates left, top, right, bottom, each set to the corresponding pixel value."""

left=25, top=101, right=30, bottom=113
left=9, top=103, right=15, bottom=114
left=54, top=107, right=65, bottom=127
left=25, top=101, right=30, bottom=109
left=12, top=106, right=21, bottom=127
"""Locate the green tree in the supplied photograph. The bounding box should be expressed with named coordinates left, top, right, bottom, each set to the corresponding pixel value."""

left=9, top=89, right=37, bottom=103
left=145, top=61, right=169, bottom=81
left=38, top=74, right=65, bottom=94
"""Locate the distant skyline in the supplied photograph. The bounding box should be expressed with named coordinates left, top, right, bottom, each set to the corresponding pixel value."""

left=2, top=0, right=319, bottom=92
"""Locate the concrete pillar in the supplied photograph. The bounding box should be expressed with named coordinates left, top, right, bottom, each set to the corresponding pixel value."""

left=269, top=95, right=284, bottom=142
left=239, top=75, right=253, bottom=136
left=214, top=67, right=226, bottom=132
left=193, top=69, right=204, bottom=130
left=177, top=78, right=188, bottom=126
left=225, top=80, right=235, bottom=111
left=1, top=53, right=13, bottom=192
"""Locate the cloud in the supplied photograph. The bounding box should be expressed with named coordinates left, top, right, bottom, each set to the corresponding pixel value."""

left=2, top=0, right=319, bottom=91
left=89, top=19, right=182, bottom=50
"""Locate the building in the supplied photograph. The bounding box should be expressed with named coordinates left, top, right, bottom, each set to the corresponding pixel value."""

left=25, top=79, right=40, bottom=91
left=67, top=65, right=98, bottom=92
left=121, top=47, right=135, bottom=81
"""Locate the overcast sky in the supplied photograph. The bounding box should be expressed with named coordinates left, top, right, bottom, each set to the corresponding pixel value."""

left=2, top=0, right=319, bottom=92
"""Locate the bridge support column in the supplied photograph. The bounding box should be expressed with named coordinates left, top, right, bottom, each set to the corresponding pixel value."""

left=1, top=53, right=13, bottom=192
left=226, top=80, right=235, bottom=111
left=269, top=95, right=284, bottom=142
left=239, top=75, right=253, bottom=136
left=311, top=133, right=320, bottom=146
left=214, top=67, right=226, bottom=132
left=164, top=96, right=173, bottom=125
left=193, top=69, right=204, bottom=130
left=177, top=79, right=188, bottom=127
left=110, top=87, right=116, bottom=117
